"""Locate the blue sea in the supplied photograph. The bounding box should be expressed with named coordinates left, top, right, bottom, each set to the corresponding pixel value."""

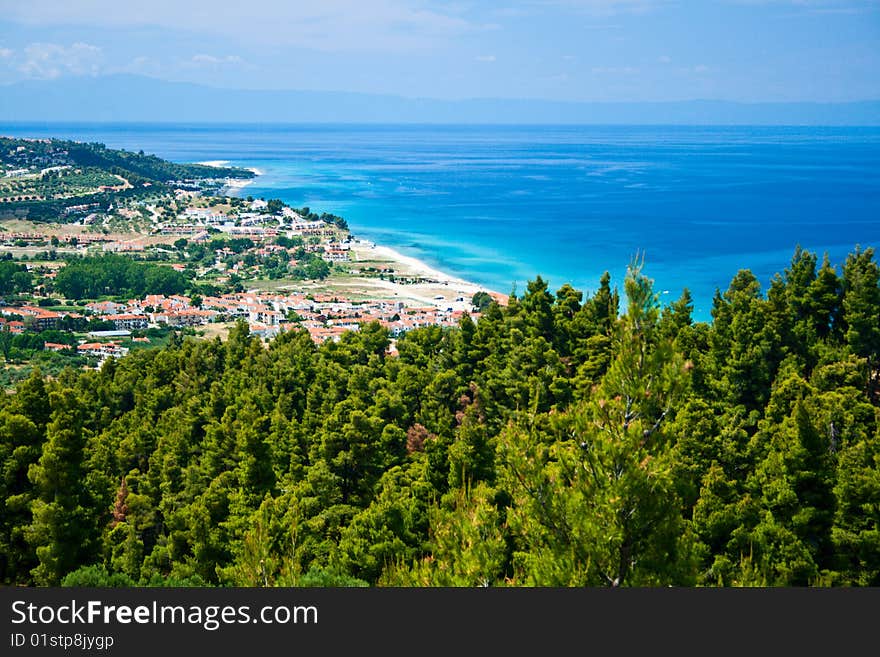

left=3, top=123, right=878, bottom=321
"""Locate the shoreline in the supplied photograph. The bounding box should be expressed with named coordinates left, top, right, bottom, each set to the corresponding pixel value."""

left=196, top=160, right=264, bottom=194
left=361, top=242, right=473, bottom=287
left=338, top=239, right=507, bottom=309
left=198, top=158, right=505, bottom=309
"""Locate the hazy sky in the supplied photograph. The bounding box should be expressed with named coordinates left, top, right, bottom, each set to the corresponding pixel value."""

left=0, top=0, right=878, bottom=102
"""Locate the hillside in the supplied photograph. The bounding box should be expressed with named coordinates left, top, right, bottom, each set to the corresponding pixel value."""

left=0, top=136, right=254, bottom=221
left=1, top=248, right=878, bottom=588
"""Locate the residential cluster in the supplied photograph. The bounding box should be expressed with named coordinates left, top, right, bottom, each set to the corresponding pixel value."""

left=80, top=291, right=481, bottom=343
left=0, top=139, right=501, bottom=382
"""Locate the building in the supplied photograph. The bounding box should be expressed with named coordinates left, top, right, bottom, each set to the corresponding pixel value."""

left=152, top=309, right=217, bottom=327
left=106, top=313, right=148, bottom=331
left=323, top=245, right=351, bottom=262
left=44, top=342, right=73, bottom=352
left=77, top=341, right=129, bottom=359
left=87, top=330, right=132, bottom=339
left=86, top=301, right=125, bottom=315
left=102, top=241, right=145, bottom=252
left=3, top=306, right=60, bottom=331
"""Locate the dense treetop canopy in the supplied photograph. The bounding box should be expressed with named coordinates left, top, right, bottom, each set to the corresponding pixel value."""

left=1, top=246, right=878, bottom=587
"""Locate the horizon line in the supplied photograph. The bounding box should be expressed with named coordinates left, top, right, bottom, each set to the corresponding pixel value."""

left=3, top=121, right=880, bottom=128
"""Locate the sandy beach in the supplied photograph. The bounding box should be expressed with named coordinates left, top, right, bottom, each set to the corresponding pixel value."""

left=222, top=177, right=257, bottom=193
left=357, top=242, right=472, bottom=286
left=332, top=240, right=507, bottom=309
left=196, top=160, right=264, bottom=194
left=197, top=159, right=504, bottom=309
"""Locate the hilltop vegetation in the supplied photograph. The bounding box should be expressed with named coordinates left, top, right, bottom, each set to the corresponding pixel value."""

left=0, top=137, right=252, bottom=184
left=0, top=137, right=253, bottom=221
left=0, top=246, right=878, bottom=587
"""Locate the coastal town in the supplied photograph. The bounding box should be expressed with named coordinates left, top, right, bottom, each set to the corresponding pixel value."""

left=1, top=287, right=485, bottom=362
left=0, top=137, right=504, bottom=385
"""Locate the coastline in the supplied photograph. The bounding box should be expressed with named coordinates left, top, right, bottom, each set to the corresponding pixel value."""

left=222, top=176, right=257, bottom=194
left=196, top=158, right=505, bottom=310
left=339, top=239, right=507, bottom=309
left=359, top=242, right=472, bottom=287
left=196, top=160, right=264, bottom=194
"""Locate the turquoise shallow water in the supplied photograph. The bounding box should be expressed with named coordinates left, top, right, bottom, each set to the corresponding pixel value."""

left=3, top=123, right=878, bottom=321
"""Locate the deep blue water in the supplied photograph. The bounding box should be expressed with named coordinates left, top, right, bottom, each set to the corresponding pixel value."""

left=3, top=122, right=878, bottom=321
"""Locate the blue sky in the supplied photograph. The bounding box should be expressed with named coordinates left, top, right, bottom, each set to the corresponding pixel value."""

left=0, top=0, right=877, bottom=102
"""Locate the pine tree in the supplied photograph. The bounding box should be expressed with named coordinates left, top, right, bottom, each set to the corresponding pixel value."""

left=0, top=411, right=42, bottom=583
left=842, top=247, right=880, bottom=398
left=26, top=389, right=98, bottom=585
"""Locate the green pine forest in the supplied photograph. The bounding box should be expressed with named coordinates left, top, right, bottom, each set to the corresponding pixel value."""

left=1, top=246, right=879, bottom=587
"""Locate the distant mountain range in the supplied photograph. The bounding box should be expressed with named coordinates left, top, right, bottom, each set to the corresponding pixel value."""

left=2, top=74, right=879, bottom=125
